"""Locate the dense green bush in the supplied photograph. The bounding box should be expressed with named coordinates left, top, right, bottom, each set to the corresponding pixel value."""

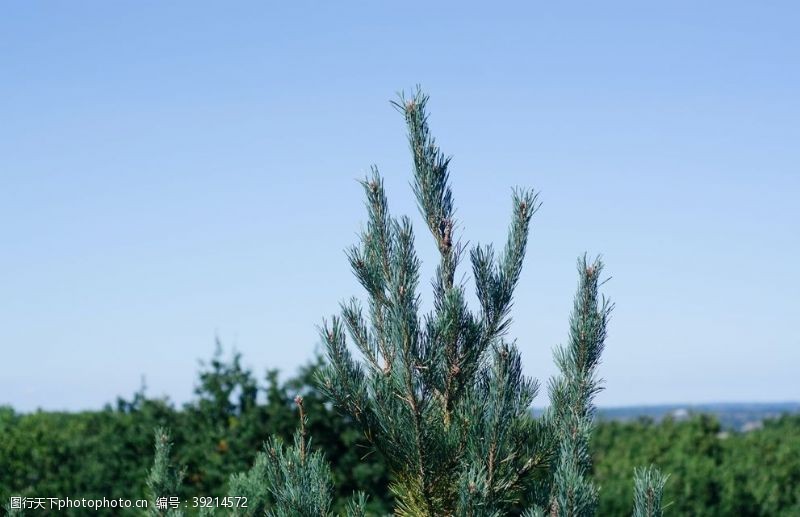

left=592, top=414, right=800, bottom=516
left=1, top=349, right=391, bottom=516
left=0, top=397, right=176, bottom=511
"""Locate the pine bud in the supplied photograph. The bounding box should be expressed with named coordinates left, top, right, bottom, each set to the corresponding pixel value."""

left=440, top=218, right=453, bottom=251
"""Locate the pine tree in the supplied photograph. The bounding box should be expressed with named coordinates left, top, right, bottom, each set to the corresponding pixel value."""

left=314, top=88, right=667, bottom=515
left=143, top=88, right=668, bottom=516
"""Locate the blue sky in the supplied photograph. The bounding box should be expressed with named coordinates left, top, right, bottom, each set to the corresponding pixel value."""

left=2, top=2, right=798, bottom=411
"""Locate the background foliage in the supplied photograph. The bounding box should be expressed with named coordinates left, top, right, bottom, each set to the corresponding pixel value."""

left=2, top=348, right=798, bottom=515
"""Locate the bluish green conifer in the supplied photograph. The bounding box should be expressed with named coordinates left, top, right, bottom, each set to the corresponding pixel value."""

left=146, top=88, right=668, bottom=517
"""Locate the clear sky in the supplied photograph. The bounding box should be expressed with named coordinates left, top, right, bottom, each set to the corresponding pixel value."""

left=2, top=2, right=798, bottom=411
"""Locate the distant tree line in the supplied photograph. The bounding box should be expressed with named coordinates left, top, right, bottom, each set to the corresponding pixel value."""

left=1, top=347, right=798, bottom=516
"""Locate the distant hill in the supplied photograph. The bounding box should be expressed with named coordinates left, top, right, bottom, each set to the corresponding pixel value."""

left=595, top=402, right=800, bottom=431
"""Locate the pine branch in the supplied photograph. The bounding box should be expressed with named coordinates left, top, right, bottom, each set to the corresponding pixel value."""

left=227, top=452, right=270, bottom=516
left=457, top=343, right=540, bottom=514
left=260, top=397, right=335, bottom=517
left=471, top=189, right=540, bottom=351
left=348, top=170, right=395, bottom=370
left=343, top=492, right=370, bottom=517
left=632, top=465, right=669, bottom=517
left=393, top=88, right=456, bottom=274
left=546, top=255, right=613, bottom=517
left=146, top=428, right=185, bottom=517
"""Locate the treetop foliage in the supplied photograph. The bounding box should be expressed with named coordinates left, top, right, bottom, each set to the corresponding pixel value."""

left=318, top=88, right=546, bottom=515
left=309, top=88, right=666, bottom=516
